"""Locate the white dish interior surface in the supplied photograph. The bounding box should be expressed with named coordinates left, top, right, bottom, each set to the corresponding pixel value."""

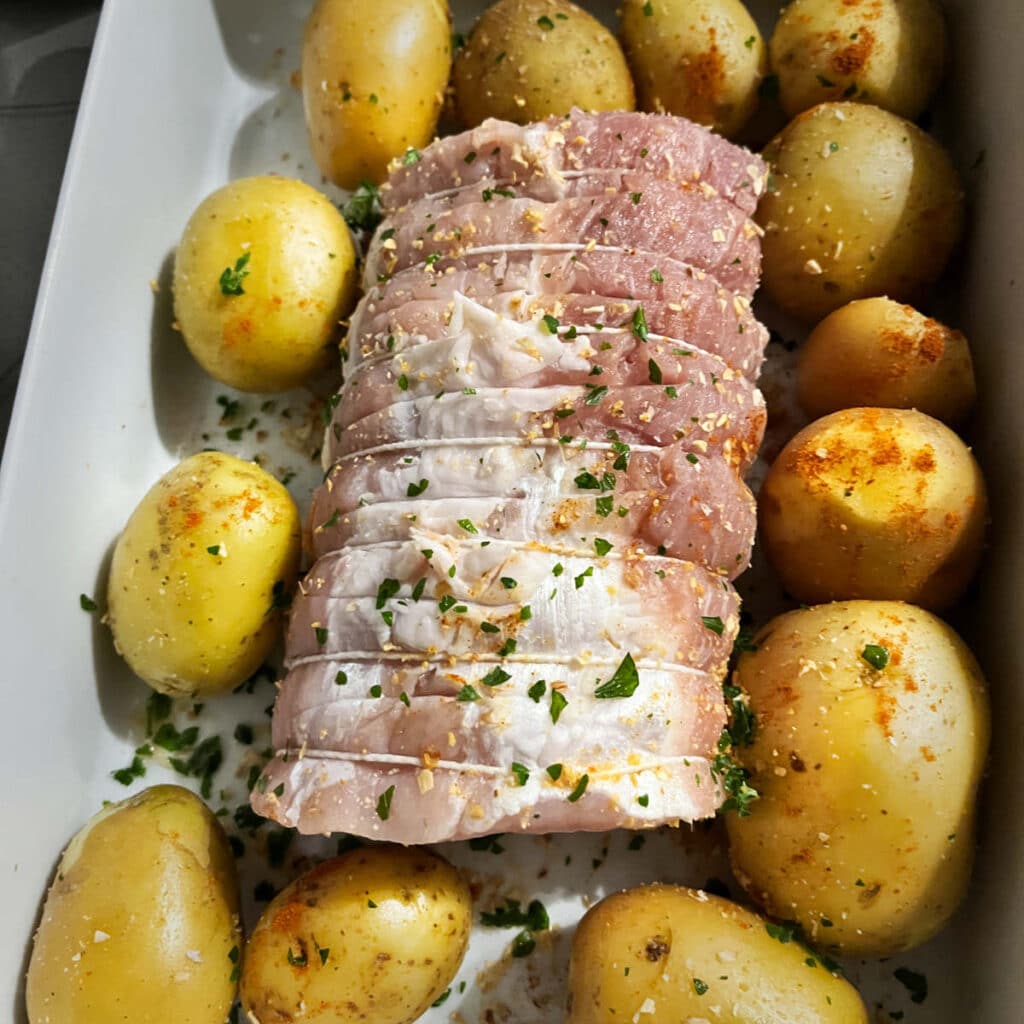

left=2, top=0, right=1022, bottom=1020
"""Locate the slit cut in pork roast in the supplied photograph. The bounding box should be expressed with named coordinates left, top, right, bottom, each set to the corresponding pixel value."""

left=252, top=110, right=768, bottom=842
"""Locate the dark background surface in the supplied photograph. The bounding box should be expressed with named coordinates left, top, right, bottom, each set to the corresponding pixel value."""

left=0, top=1, right=102, bottom=450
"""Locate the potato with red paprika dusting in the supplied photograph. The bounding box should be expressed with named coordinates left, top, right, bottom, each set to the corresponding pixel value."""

left=107, top=451, right=300, bottom=697
left=173, top=175, right=356, bottom=393
left=240, top=846, right=471, bottom=1024
left=769, top=0, right=947, bottom=120
left=620, top=0, right=767, bottom=139
left=727, top=602, right=990, bottom=956
left=453, top=0, right=635, bottom=128
left=759, top=407, right=986, bottom=610
left=797, top=298, right=976, bottom=426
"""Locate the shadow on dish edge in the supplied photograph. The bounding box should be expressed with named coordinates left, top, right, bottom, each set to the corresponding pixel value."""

left=149, top=249, right=216, bottom=453
left=90, top=534, right=149, bottom=743
left=210, top=0, right=309, bottom=84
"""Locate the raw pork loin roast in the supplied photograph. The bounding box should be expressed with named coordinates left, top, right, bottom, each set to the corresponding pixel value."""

left=252, top=110, right=769, bottom=843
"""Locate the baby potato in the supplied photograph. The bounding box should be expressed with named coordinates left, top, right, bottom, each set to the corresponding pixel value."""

left=27, top=786, right=241, bottom=1024
left=759, top=408, right=986, bottom=610
left=797, top=298, right=976, bottom=425
left=727, top=602, right=990, bottom=956
left=173, top=175, right=356, bottom=393
left=770, top=0, right=947, bottom=120
left=620, top=0, right=767, bottom=138
left=302, top=0, right=451, bottom=187
left=758, top=103, right=964, bottom=323
left=241, top=846, right=471, bottom=1024
left=453, top=0, right=635, bottom=128
left=107, top=451, right=300, bottom=697
left=568, top=884, right=868, bottom=1023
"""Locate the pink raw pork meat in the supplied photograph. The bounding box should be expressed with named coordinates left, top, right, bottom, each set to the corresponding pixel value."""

left=252, top=111, right=769, bottom=842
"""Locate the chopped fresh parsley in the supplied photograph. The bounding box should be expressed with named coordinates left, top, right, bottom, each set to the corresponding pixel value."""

left=510, top=762, right=529, bottom=786
left=152, top=722, right=199, bottom=752
left=376, top=785, right=395, bottom=821
left=723, top=682, right=756, bottom=746
left=631, top=305, right=649, bottom=342
left=861, top=644, right=890, bottom=670
left=702, top=615, right=725, bottom=636
left=567, top=774, right=589, bottom=802
left=550, top=690, right=568, bottom=723
left=766, top=921, right=797, bottom=944
left=219, top=252, right=251, bottom=296
left=342, top=181, right=383, bottom=232
left=482, top=667, right=511, bottom=687
left=481, top=898, right=549, bottom=931
left=574, top=470, right=616, bottom=492
left=112, top=755, right=146, bottom=786
left=79, top=593, right=98, bottom=612
left=375, top=578, right=400, bottom=609
left=711, top=733, right=758, bottom=816
left=594, top=653, right=640, bottom=699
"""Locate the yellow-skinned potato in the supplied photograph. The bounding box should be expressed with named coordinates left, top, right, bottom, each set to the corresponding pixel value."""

left=568, top=884, right=868, bottom=1023
left=302, top=0, right=451, bottom=187
left=758, top=103, right=964, bottom=323
left=27, top=786, right=241, bottom=1024
left=797, top=298, right=976, bottom=425
left=759, top=407, right=986, bottom=610
left=770, top=0, right=947, bottom=120
left=107, top=451, right=301, bottom=697
left=241, top=846, right=471, bottom=1024
left=727, top=602, right=990, bottom=956
left=453, top=0, right=635, bottom=128
left=173, top=175, right=356, bottom=393
left=620, top=0, right=766, bottom=138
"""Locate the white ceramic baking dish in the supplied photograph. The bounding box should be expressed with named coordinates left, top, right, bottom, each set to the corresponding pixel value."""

left=1, top=1, right=1020, bottom=1020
